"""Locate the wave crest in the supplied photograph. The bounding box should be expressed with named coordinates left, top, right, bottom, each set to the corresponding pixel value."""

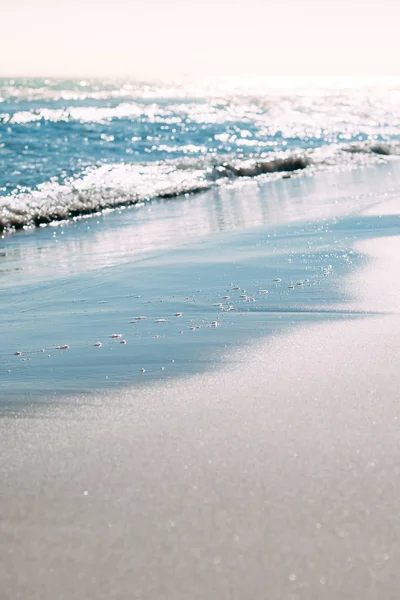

left=1, top=142, right=398, bottom=232
left=211, top=155, right=310, bottom=179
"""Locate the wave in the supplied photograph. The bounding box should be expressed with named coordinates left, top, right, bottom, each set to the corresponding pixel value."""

left=210, top=155, right=311, bottom=179
left=343, top=141, right=400, bottom=156
left=0, top=103, right=148, bottom=125
left=0, top=163, right=213, bottom=231
left=1, top=141, right=398, bottom=232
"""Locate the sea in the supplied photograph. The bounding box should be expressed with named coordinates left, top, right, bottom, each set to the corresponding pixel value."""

left=1, top=77, right=400, bottom=231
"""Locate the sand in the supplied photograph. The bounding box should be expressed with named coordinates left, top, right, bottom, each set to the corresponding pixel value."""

left=1, top=164, right=400, bottom=599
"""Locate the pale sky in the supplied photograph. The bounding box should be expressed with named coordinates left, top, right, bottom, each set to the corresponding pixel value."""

left=1, top=0, right=399, bottom=79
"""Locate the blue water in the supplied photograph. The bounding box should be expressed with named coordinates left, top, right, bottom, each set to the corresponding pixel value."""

left=1, top=78, right=400, bottom=229
left=2, top=157, right=400, bottom=403
left=2, top=79, right=400, bottom=403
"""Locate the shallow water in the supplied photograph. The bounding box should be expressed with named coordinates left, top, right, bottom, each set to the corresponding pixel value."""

left=2, top=161, right=400, bottom=402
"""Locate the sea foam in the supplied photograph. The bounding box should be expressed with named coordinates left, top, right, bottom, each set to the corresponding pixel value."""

left=0, top=141, right=398, bottom=232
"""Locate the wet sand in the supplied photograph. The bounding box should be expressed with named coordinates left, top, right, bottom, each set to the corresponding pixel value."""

left=1, top=167, right=400, bottom=599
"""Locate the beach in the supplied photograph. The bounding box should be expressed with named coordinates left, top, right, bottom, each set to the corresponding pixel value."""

left=2, top=156, right=399, bottom=399
left=1, top=77, right=400, bottom=598
left=1, top=156, right=400, bottom=598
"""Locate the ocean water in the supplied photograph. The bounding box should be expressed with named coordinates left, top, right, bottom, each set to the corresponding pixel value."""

left=2, top=78, right=400, bottom=400
left=1, top=77, right=400, bottom=230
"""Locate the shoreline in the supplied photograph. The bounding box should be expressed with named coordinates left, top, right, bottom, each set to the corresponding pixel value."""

left=2, top=160, right=400, bottom=403
left=0, top=135, right=397, bottom=233
left=1, top=220, right=400, bottom=598
left=1, top=160, right=400, bottom=597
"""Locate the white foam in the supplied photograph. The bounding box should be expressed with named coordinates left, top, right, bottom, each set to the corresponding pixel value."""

left=1, top=141, right=397, bottom=232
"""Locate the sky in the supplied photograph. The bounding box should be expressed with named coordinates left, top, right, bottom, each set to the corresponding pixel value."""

left=0, top=0, right=399, bottom=79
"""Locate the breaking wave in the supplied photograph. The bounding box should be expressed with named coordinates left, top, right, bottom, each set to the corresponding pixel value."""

left=1, top=141, right=399, bottom=232
left=343, top=141, right=400, bottom=156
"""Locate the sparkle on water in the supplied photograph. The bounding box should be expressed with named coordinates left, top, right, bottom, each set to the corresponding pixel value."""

left=1, top=78, right=400, bottom=231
